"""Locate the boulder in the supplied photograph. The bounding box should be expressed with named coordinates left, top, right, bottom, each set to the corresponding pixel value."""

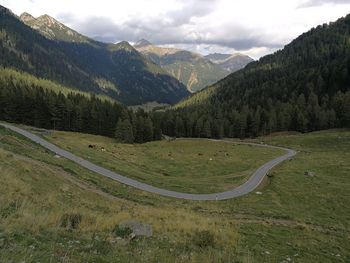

left=119, top=220, right=152, bottom=238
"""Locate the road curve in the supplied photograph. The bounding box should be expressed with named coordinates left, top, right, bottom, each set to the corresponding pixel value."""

left=1, top=123, right=296, bottom=201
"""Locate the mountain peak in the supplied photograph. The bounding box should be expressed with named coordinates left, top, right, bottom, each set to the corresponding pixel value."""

left=19, top=12, right=89, bottom=43
left=134, top=39, right=152, bottom=48
left=37, top=14, right=61, bottom=27
left=19, top=12, right=35, bottom=22
left=112, top=41, right=136, bottom=52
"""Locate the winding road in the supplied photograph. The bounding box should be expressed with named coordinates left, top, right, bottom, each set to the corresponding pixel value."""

left=1, top=123, right=296, bottom=201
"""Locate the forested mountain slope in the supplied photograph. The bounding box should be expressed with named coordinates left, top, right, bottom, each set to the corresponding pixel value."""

left=0, top=68, right=161, bottom=143
left=164, top=14, right=350, bottom=138
left=0, top=5, right=189, bottom=105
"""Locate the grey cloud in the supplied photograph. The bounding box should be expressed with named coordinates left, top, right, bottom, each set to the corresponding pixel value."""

left=57, top=0, right=283, bottom=52
left=298, top=0, right=350, bottom=8
left=67, top=15, right=282, bottom=50
left=165, top=0, right=218, bottom=25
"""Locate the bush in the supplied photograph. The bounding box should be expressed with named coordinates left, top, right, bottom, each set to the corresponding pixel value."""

left=0, top=201, right=19, bottom=219
left=192, top=230, right=215, bottom=248
left=112, top=225, right=133, bottom=238
left=59, top=213, right=82, bottom=230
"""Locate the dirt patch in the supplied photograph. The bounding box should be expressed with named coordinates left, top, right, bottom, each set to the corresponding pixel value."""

left=267, top=131, right=300, bottom=137
left=211, top=211, right=347, bottom=234
left=255, top=174, right=271, bottom=191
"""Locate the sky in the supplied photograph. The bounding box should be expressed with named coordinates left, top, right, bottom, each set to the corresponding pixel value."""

left=1, top=0, right=350, bottom=59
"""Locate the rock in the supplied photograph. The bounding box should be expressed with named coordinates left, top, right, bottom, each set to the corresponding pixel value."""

left=54, top=154, right=61, bottom=158
left=304, top=171, right=314, bottom=177
left=119, top=220, right=152, bottom=237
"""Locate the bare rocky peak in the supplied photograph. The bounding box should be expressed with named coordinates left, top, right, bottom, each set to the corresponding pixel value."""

left=19, top=12, right=35, bottom=22
left=36, top=14, right=61, bottom=27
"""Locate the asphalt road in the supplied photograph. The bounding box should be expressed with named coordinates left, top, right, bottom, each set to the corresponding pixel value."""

left=1, top=123, right=296, bottom=201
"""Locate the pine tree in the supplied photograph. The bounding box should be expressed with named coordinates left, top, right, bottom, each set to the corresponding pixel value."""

left=115, top=118, right=134, bottom=143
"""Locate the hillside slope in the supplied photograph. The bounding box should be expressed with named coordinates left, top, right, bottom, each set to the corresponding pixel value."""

left=0, top=6, right=189, bottom=105
left=135, top=39, right=229, bottom=92
left=1, top=124, right=350, bottom=262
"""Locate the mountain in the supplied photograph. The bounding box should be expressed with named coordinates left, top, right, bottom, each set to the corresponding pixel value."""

left=0, top=7, right=189, bottom=105
left=134, top=39, right=153, bottom=48
left=134, top=39, right=229, bottom=93
left=163, top=14, right=350, bottom=138
left=20, top=12, right=89, bottom=43
left=205, top=53, right=254, bottom=72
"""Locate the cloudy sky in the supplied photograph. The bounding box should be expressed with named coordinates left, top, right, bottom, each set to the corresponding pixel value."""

left=1, top=0, right=350, bottom=58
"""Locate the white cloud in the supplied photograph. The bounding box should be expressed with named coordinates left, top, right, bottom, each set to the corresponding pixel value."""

left=1, top=0, right=350, bottom=58
left=298, top=0, right=350, bottom=8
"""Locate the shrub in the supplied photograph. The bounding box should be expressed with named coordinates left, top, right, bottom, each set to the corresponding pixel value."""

left=0, top=201, right=19, bottom=218
left=192, top=230, right=215, bottom=248
left=112, top=225, right=133, bottom=238
left=59, top=213, right=82, bottom=230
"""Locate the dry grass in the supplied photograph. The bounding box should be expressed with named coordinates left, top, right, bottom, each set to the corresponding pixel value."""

left=0, top=144, right=239, bottom=262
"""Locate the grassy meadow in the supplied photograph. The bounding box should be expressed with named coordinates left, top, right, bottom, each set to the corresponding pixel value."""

left=43, top=130, right=284, bottom=193
left=0, top=124, right=350, bottom=262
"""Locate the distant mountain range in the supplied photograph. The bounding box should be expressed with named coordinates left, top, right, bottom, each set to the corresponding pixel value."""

left=16, top=8, right=254, bottom=95
left=134, top=39, right=253, bottom=92
left=17, top=10, right=253, bottom=95
left=205, top=53, right=254, bottom=72
left=0, top=6, right=189, bottom=105
left=0, top=3, right=254, bottom=106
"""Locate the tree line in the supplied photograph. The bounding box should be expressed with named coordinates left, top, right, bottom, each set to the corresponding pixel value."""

left=156, top=90, right=350, bottom=139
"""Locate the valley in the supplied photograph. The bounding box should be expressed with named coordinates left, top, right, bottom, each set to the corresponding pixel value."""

left=0, top=2, right=349, bottom=262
